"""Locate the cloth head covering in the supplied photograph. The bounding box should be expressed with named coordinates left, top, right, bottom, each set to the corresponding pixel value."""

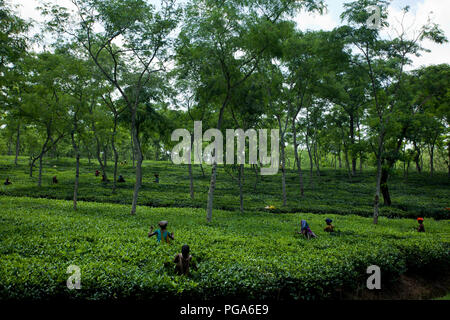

left=158, top=220, right=168, bottom=228
left=301, top=220, right=308, bottom=231
left=417, top=217, right=424, bottom=222
left=325, top=218, right=332, bottom=224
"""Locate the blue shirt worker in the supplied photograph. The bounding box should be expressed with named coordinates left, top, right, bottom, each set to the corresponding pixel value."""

left=148, top=220, right=174, bottom=243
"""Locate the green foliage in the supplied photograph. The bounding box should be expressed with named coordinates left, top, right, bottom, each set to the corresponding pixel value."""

left=1, top=156, right=449, bottom=220
left=0, top=196, right=448, bottom=300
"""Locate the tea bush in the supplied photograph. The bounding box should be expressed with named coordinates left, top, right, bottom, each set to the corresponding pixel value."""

left=1, top=156, right=449, bottom=219
left=0, top=196, right=448, bottom=300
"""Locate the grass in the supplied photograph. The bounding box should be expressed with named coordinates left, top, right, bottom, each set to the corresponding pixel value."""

left=1, top=155, right=449, bottom=219
left=0, top=196, right=449, bottom=300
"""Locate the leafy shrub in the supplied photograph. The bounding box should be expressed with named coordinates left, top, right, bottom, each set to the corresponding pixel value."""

left=1, top=156, right=448, bottom=220
left=0, top=196, right=448, bottom=300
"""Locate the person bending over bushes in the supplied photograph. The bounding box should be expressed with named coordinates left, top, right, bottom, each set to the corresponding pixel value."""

left=148, top=221, right=174, bottom=243
left=297, top=220, right=317, bottom=239
left=417, top=217, right=425, bottom=232
left=52, top=176, right=58, bottom=184
left=324, top=218, right=335, bottom=232
left=174, top=245, right=197, bottom=275
left=95, top=170, right=100, bottom=177
left=118, top=175, right=126, bottom=183
left=154, top=173, right=159, bottom=183
left=4, top=177, right=12, bottom=185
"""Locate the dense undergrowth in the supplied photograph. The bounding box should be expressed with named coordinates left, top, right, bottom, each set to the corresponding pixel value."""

left=1, top=156, right=449, bottom=219
left=0, top=196, right=448, bottom=300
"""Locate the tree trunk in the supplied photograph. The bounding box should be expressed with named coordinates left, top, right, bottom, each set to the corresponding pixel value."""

left=103, top=145, right=108, bottom=167
left=130, top=105, right=143, bottom=215
left=313, top=140, right=320, bottom=176
left=349, top=113, right=357, bottom=176
left=14, top=122, right=20, bottom=165
left=238, top=164, right=244, bottom=212
left=380, top=165, right=391, bottom=206
left=429, top=145, right=434, bottom=177
left=87, top=148, right=91, bottom=165
left=280, top=135, right=287, bottom=206
left=131, top=133, right=135, bottom=169
left=29, top=155, right=32, bottom=175
left=188, top=136, right=194, bottom=199
left=206, top=163, right=218, bottom=222
left=357, top=119, right=362, bottom=173
left=373, top=134, right=384, bottom=225
left=50, top=137, right=56, bottom=159
left=380, top=127, right=406, bottom=206
left=94, top=136, right=107, bottom=181
left=306, top=133, right=313, bottom=177
left=344, top=146, right=352, bottom=179
left=33, top=131, right=51, bottom=182
left=413, top=142, right=422, bottom=173
left=7, top=134, right=12, bottom=155
left=338, top=148, right=342, bottom=169
left=420, top=154, right=423, bottom=172
left=74, top=153, right=80, bottom=210
left=194, top=138, right=205, bottom=178
left=403, top=156, right=406, bottom=178
left=38, top=154, right=43, bottom=187
left=30, top=159, right=34, bottom=177
left=374, top=157, right=382, bottom=224
left=112, top=116, right=119, bottom=194
left=292, top=118, right=304, bottom=197
left=252, top=164, right=259, bottom=192
left=154, top=141, right=160, bottom=161
left=71, top=132, right=80, bottom=210
left=199, top=163, right=205, bottom=177
left=188, top=162, right=194, bottom=199
left=448, top=141, right=450, bottom=178
left=406, top=160, right=410, bottom=179
left=307, top=146, right=314, bottom=188
left=351, top=156, right=357, bottom=175
left=90, top=110, right=108, bottom=180
left=359, top=154, right=363, bottom=173
left=206, top=94, right=229, bottom=222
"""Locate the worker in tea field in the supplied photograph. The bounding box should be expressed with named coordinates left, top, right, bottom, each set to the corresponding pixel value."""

left=95, top=170, right=100, bottom=177
left=324, top=218, right=335, bottom=232
left=52, top=176, right=58, bottom=184
left=174, top=244, right=197, bottom=275
left=417, top=217, right=425, bottom=232
left=4, top=177, right=12, bottom=185
left=154, top=173, right=159, bottom=183
left=148, top=220, right=174, bottom=243
left=297, top=220, right=317, bottom=239
left=118, top=175, right=126, bottom=183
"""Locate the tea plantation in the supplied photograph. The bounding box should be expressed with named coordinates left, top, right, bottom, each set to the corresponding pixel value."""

left=1, top=156, right=449, bottom=300
left=1, top=156, right=449, bottom=219
left=0, top=196, right=449, bottom=300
